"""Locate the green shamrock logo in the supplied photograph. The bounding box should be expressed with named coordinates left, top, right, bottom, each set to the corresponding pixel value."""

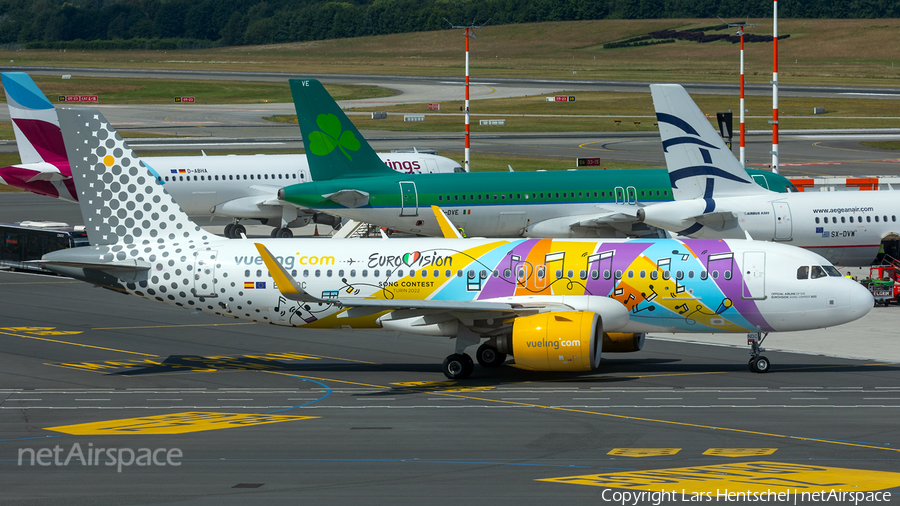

left=308, top=113, right=360, bottom=160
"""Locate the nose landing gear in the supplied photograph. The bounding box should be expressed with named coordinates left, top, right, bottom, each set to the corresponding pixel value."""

left=747, top=332, right=770, bottom=373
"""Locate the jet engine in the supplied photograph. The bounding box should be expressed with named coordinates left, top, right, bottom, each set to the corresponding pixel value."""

left=498, top=311, right=602, bottom=372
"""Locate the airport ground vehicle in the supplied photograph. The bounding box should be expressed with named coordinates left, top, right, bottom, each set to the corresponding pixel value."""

left=0, top=221, right=87, bottom=272
left=861, top=263, right=900, bottom=305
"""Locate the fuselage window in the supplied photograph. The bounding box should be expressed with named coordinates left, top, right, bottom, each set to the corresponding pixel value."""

left=244, top=269, right=250, bottom=277
left=315, top=269, right=321, bottom=277
left=662, top=271, right=671, bottom=280
left=373, top=270, right=379, bottom=277
left=555, top=270, right=563, bottom=279
left=867, top=216, right=872, bottom=223
left=603, top=270, right=611, bottom=280
left=229, top=175, right=233, bottom=180
left=894, top=216, right=897, bottom=222
left=650, top=270, right=658, bottom=280
left=243, top=175, right=248, bottom=180
left=815, top=217, right=820, bottom=224
left=338, top=269, right=345, bottom=277
left=250, top=175, right=254, bottom=180
left=676, top=270, right=684, bottom=280
left=712, top=270, right=719, bottom=279
left=841, top=216, right=845, bottom=223
left=555, top=193, right=559, bottom=198
left=457, top=270, right=463, bottom=277
left=627, top=270, right=634, bottom=278
left=884, top=215, right=889, bottom=222
left=591, top=270, right=599, bottom=280
left=462, top=195, right=466, bottom=201
left=467, top=270, right=475, bottom=279
left=396, top=269, right=403, bottom=277
left=478, top=195, right=482, bottom=200
left=811, top=266, right=827, bottom=279
left=540, top=193, right=544, bottom=198
left=421, top=270, right=427, bottom=278
left=439, top=196, right=443, bottom=201
left=480, top=270, right=488, bottom=279
left=639, top=270, right=646, bottom=278
left=579, top=270, right=587, bottom=280
left=501, top=194, right=505, bottom=200
left=409, top=270, right=416, bottom=277
left=362, top=270, right=368, bottom=277
left=303, top=269, right=310, bottom=277
left=797, top=266, right=809, bottom=279
left=278, top=174, right=283, bottom=179
left=264, top=174, right=268, bottom=180
left=291, top=270, right=297, bottom=276
left=876, top=216, right=880, bottom=222
left=615, top=270, right=622, bottom=280
left=688, top=270, right=695, bottom=279
left=724, top=270, right=732, bottom=280
left=700, top=270, right=708, bottom=280
left=537, top=267, right=545, bottom=279
left=349, top=269, right=356, bottom=277
left=640, top=190, right=645, bottom=197
left=257, top=269, right=263, bottom=277
left=492, top=269, right=500, bottom=277
left=435, top=270, right=441, bottom=277
left=454, top=195, right=459, bottom=201
left=503, top=268, right=511, bottom=278
left=446, top=270, right=452, bottom=277
left=566, top=269, right=574, bottom=278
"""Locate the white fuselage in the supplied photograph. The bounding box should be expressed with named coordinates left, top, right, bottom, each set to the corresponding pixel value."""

left=642, top=190, right=900, bottom=266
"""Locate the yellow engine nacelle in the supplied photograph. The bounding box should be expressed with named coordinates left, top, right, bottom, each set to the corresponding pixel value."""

left=509, top=311, right=601, bottom=372
left=602, top=332, right=646, bottom=353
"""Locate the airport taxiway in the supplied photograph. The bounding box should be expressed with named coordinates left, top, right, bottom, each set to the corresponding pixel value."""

left=1, top=195, right=900, bottom=504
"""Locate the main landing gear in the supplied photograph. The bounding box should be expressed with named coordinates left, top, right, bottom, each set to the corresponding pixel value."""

left=442, top=354, right=474, bottom=380
left=441, top=343, right=508, bottom=380
left=224, top=222, right=246, bottom=239
left=747, top=332, right=771, bottom=373
left=270, top=227, right=293, bottom=238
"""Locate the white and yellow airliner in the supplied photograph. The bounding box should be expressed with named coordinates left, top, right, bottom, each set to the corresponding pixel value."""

left=39, top=108, right=873, bottom=379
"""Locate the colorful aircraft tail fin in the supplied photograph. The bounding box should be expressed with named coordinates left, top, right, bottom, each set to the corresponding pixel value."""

left=650, top=84, right=769, bottom=200
left=1, top=72, right=69, bottom=168
left=57, top=108, right=210, bottom=247
left=289, top=78, right=395, bottom=181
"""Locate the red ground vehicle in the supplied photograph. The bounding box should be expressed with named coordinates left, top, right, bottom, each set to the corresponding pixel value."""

left=861, top=264, right=900, bottom=306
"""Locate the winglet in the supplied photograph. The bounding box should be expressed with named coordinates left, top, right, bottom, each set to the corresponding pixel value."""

left=430, top=206, right=464, bottom=238
left=254, top=243, right=324, bottom=302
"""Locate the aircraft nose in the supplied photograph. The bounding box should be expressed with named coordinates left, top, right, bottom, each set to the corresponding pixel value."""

left=847, top=279, right=875, bottom=318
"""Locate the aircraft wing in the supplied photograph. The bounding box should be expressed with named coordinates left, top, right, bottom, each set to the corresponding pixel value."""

left=255, top=243, right=575, bottom=317
left=12, top=162, right=67, bottom=182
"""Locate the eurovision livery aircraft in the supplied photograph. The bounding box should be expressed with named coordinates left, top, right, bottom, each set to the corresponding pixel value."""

left=279, top=78, right=794, bottom=239
left=40, top=107, right=872, bottom=378
left=640, top=84, right=900, bottom=267
left=0, top=72, right=462, bottom=238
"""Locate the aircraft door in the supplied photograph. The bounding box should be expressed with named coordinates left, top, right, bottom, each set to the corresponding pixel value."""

left=741, top=251, right=766, bottom=300
left=192, top=250, right=218, bottom=297
left=614, top=186, right=626, bottom=205
left=399, top=181, right=418, bottom=216
left=773, top=202, right=792, bottom=240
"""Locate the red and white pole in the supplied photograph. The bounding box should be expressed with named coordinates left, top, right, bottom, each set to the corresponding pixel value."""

left=771, top=0, right=779, bottom=173
left=464, top=26, right=471, bottom=172
left=739, top=26, right=746, bottom=168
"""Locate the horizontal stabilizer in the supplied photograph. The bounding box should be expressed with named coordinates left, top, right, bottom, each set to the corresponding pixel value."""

left=30, top=259, right=151, bottom=272
left=324, top=189, right=370, bottom=208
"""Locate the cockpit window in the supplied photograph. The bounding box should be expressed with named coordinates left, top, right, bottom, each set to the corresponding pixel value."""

left=811, top=266, right=827, bottom=279
left=823, top=265, right=842, bottom=277
left=797, top=266, right=809, bottom=279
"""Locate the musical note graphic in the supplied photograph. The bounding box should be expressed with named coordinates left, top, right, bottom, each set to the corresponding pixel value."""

left=545, top=251, right=566, bottom=279
left=586, top=251, right=613, bottom=280
left=716, top=298, right=733, bottom=314
left=706, top=252, right=735, bottom=280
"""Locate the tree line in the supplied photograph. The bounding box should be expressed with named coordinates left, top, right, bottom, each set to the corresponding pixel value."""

left=0, top=0, right=896, bottom=48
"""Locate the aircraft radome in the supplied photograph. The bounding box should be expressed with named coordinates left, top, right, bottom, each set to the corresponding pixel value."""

left=39, top=107, right=873, bottom=379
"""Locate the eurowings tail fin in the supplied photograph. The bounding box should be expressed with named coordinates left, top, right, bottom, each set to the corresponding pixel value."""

left=57, top=107, right=210, bottom=247
left=1, top=72, right=69, bottom=168
left=289, top=78, right=395, bottom=181
left=650, top=84, right=770, bottom=200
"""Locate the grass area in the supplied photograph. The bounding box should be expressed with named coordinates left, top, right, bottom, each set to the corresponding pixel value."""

left=271, top=91, right=900, bottom=133
left=1, top=76, right=395, bottom=105
left=861, top=141, right=900, bottom=150
left=4, top=19, right=900, bottom=87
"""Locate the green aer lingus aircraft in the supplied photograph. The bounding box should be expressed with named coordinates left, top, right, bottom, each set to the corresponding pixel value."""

left=279, top=78, right=792, bottom=238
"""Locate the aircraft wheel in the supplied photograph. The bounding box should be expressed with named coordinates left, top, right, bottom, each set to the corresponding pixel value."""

left=276, top=228, right=293, bottom=238
left=754, top=356, right=770, bottom=373
left=270, top=228, right=279, bottom=237
left=442, top=353, right=473, bottom=380
left=224, top=223, right=234, bottom=237
left=231, top=224, right=246, bottom=238
left=749, top=357, right=758, bottom=372
left=476, top=343, right=506, bottom=367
